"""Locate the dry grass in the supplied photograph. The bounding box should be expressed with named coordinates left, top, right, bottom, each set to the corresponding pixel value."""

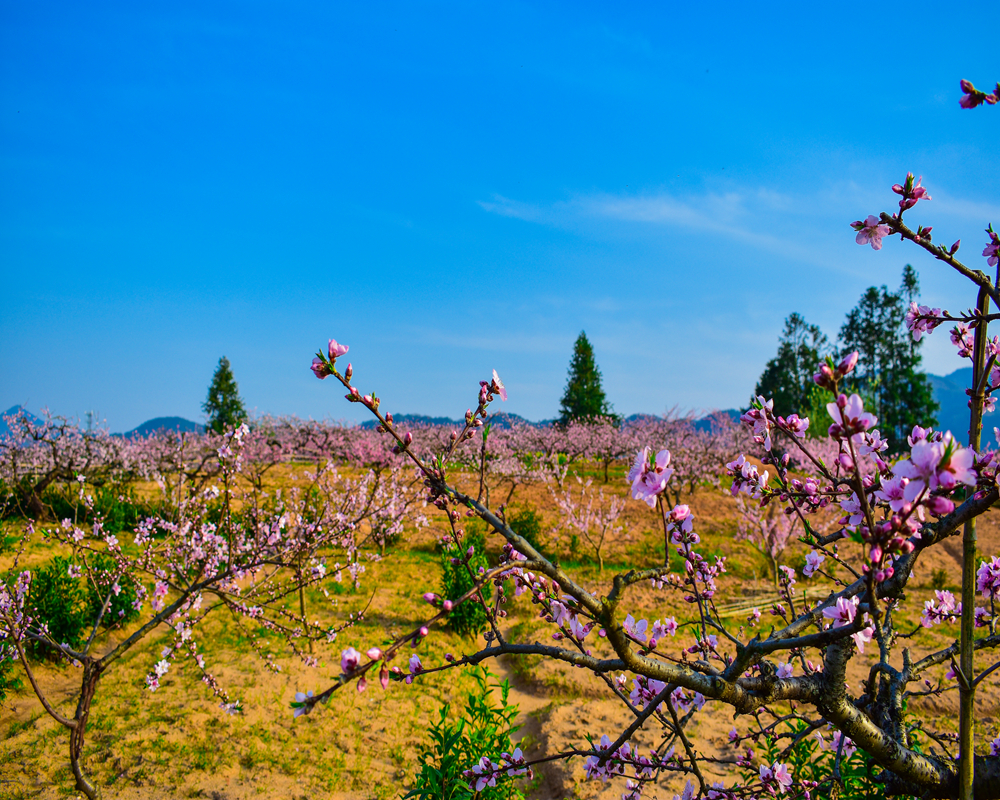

left=2, top=464, right=999, bottom=799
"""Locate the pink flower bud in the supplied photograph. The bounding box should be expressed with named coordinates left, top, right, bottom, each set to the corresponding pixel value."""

left=422, top=592, right=437, bottom=604
left=345, top=363, right=353, bottom=380
left=366, top=647, right=382, bottom=660
left=870, top=545, right=883, bottom=564
left=403, top=431, right=413, bottom=446
left=443, top=600, right=454, bottom=611
left=836, top=394, right=848, bottom=409
left=927, top=495, right=955, bottom=516
left=444, top=653, right=455, bottom=662
left=837, top=453, right=854, bottom=470
left=357, top=676, right=368, bottom=693
left=837, top=351, right=859, bottom=376
left=419, top=626, right=429, bottom=637
left=379, top=664, right=389, bottom=690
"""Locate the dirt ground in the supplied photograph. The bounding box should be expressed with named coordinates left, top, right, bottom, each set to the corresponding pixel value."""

left=2, top=468, right=999, bottom=800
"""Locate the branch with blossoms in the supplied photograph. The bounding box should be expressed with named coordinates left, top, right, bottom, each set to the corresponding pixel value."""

left=301, top=319, right=1000, bottom=800
left=1, top=420, right=425, bottom=799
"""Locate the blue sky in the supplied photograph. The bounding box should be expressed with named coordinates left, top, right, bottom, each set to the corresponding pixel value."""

left=1, top=1, right=997, bottom=430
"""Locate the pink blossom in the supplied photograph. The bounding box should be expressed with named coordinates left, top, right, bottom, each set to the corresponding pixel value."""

left=985, top=241, right=1000, bottom=268
left=826, top=393, right=877, bottom=439
left=803, top=551, right=825, bottom=578
left=874, top=475, right=909, bottom=512
left=851, top=215, right=891, bottom=250
left=905, top=302, right=944, bottom=342
left=977, top=556, right=1000, bottom=600
left=292, top=689, right=315, bottom=718
left=491, top=369, right=508, bottom=401
left=310, top=357, right=332, bottom=379
left=891, top=173, right=931, bottom=211
left=328, top=339, right=349, bottom=360
left=839, top=492, right=864, bottom=528
left=627, top=447, right=674, bottom=507
left=822, top=596, right=858, bottom=628
left=852, top=625, right=874, bottom=653
left=893, top=433, right=976, bottom=502
left=340, top=646, right=361, bottom=674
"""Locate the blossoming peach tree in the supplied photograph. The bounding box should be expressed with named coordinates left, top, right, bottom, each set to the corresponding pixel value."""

left=0, top=423, right=424, bottom=799
left=299, top=101, right=1000, bottom=800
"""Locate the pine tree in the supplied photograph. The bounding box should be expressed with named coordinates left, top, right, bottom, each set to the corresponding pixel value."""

left=203, top=356, right=248, bottom=435
left=559, top=332, right=614, bottom=423
left=755, top=313, right=832, bottom=416
left=839, top=265, right=938, bottom=448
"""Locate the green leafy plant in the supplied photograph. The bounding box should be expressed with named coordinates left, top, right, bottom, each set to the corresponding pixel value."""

left=84, top=552, right=140, bottom=629
left=506, top=506, right=542, bottom=552
left=20, top=556, right=91, bottom=656
left=439, top=525, right=490, bottom=638
left=404, top=666, right=525, bottom=800
left=0, top=651, right=23, bottom=701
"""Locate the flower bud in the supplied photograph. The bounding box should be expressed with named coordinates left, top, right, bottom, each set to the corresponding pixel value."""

left=367, top=647, right=382, bottom=660
left=419, top=626, right=429, bottom=637
left=870, top=545, right=883, bottom=564
left=403, top=431, right=413, bottom=446
left=837, top=351, right=859, bottom=377
left=345, top=363, right=353, bottom=381
left=357, top=676, right=367, bottom=693
left=422, top=592, right=437, bottom=604
left=927, top=495, right=955, bottom=516
left=443, top=599, right=454, bottom=612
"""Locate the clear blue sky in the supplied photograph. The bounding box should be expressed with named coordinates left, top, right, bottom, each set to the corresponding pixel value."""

left=1, top=1, right=997, bottom=430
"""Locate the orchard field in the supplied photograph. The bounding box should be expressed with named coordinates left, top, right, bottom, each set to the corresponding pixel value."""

left=2, top=395, right=1000, bottom=799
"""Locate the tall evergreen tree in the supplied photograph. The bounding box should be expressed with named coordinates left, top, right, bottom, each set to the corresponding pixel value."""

left=755, top=313, right=832, bottom=416
left=203, top=356, right=248, bottom=434
left=839, top=265, right=938, bottom=448
left=559, top=332, right=614, bottom=423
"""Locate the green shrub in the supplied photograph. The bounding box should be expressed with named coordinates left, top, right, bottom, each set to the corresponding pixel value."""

left=22, top=556, right=91, bottom=656
left=506, top=507, right=542, bottom=552
left=403, top=666, right=525, bottom=800
left=0, top=652, right=24, bottom=702
left=930, top=568, right=949, bottom=591
left=440, top=525, right=490, bottom=638
left=85, top=552, right=140, bottom=629
left=748, top=718, right=911, bottom=800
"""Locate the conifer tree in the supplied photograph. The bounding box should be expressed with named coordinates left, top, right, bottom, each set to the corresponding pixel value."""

left=203, top=356, right=247, bottom=434
left=755, top=313, right=832, bottom=416
left=839, top=264, right=938, bottom=447
left=559, top=332, right=614, bottom=423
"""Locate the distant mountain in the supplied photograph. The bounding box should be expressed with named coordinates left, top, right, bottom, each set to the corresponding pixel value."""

left=0, top=405, right=45, bottom=437
left=123, top=417, right=203, bottom=437
left=927, top=367, right=996, bottom=441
